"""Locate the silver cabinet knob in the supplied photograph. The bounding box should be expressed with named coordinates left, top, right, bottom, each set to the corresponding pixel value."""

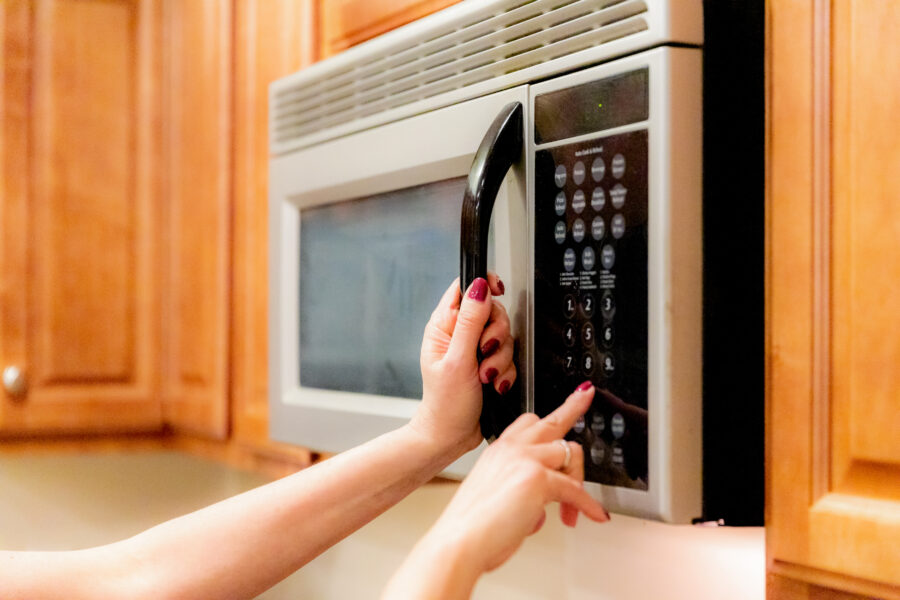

left=2, top=366, right=27, bottom=398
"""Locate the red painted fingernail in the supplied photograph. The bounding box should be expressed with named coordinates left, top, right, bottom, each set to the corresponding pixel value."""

left=576, top=380, right=593, bottom=392
left=497, top=278, right=505, bottom=295
left=484, top=367, right=498, bottom=383
left=468, top=277, right=488, bottom=302
left=481, top=338, right=500, bottom=357
left=498, top=380, right=511, bottom=395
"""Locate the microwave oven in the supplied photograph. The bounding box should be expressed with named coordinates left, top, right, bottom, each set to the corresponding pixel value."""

left=269, top=0, right=764, bottom=525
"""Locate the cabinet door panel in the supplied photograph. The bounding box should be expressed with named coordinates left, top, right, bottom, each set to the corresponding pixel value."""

left=160, top=0, right=232, bottom=438
left=0, top=0, right=162, bottom=434
left=232, top=0, right=314, bottom=448
left=768, top=0, right=900, bottom=597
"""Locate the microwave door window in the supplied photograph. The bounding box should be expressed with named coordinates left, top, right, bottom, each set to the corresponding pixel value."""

left=299, top=177, right=467, bottom=400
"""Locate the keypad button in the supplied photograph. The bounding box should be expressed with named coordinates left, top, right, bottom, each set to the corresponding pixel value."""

left=602, top=353, right=616, bottom=377
left=563, top=322, right=576, bottom=347
left=611, top=154, right=626, bottom=179
left=591, top=187, right=605, bottom=211
left=582, top=352, right=595, bottom=376
left=590, top=440, right=607, bottom=465
left=581, top=322, right=595, bottom=347
left=601, top=244, right=616, bottom=270
left=611, top=442, right=625, bottom=467
left=610, top=183, right=627, bottom=209
left=591, top=157, right=606, bottom=182
left=573, top=415, right=586, bottom=434
left=572, top=218, right=585, bottom=243
left=573, top=161, right=586, bottom=185
left=555, top=164, right=567, bottom=187
left=554, top=221, right=567, bottom=244
left=581, top=293, right=595, bottom=318
left=611, top=213, right=625, bottom=239
left=591, top=216, right=605, bottom=240
left=600, top=291, right=615, bottom=319
left=590, top=412, right=606, bottom=436
left=582, top=246, right=596, bottom=271
left=564, top=352, right=576, bottom=375
left=611, top=412, right=625, bottom=439
left=554, top=192, right=566, bottom=216
left=563, top=294, right=577, bottom=319
left=601, top=324, right=615, bottom=348
left=563, top=248, right=576, bottom=272
left=572, top=190, right=586, bottom=214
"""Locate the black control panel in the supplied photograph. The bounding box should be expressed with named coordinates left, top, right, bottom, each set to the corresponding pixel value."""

left=534, top=127, right=649, bottom=490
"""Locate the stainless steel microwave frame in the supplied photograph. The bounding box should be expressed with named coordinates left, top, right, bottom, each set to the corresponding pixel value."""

left=269, top=0, right=707, bottom=522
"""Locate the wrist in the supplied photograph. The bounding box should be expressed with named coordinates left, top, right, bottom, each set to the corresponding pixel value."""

left=406, top=407, right=480, bottom=465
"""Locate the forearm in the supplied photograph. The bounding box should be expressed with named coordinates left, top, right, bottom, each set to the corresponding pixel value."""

left=122, top=424, right=465, bottom=600
left=382, top=526, right=482, bottom=600
left=0, top=424, right=464, bottom=600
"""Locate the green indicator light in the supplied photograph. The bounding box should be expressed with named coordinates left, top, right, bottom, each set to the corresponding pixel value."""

left=598, top=102, right=603, bottom=108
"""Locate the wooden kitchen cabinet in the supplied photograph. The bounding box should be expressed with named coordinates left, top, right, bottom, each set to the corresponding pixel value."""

left=159, top=0, right=232, bottom=440
left=0, top=0, right=163, bottom=434
left=319, top=0, right=462, bottom=58
left=767, top=1, right=900, bottom=598
left=231, top=0, right=316, bottom=455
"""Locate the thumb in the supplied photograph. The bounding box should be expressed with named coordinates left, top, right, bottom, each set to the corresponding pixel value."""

left=445, top=277, right=492, bottom=363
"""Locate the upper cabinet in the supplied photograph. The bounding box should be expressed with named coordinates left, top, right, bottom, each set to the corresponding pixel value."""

left=767, top=1, right=900, bottom=598
left=319, top=0, right=461, bottom=57
left=0, top=0, right=163, bottom=434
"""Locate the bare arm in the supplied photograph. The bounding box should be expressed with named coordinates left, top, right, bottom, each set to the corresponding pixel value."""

left=0, top=277, right=513, bottom=600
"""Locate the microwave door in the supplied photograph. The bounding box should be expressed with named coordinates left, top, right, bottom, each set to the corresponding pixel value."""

left=459, top=102, right=525, bottom=441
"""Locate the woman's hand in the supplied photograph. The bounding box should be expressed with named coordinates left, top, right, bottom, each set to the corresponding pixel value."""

left=384, top=383, right=609, bottom=599
left=411, top=275, right=516, bottom=457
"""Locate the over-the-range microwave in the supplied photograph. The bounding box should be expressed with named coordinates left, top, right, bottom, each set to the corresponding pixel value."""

left=269, top=0, right=764, bottom=525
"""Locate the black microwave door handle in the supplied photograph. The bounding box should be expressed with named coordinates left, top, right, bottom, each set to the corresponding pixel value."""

left=459, top=101, right=524, bottom=442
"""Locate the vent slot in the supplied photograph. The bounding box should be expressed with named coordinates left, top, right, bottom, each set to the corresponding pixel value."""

left=272, top=0, right=650, bottom=149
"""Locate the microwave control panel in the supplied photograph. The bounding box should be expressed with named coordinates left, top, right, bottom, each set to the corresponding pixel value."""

left=533, top=68, right=649, bottom=490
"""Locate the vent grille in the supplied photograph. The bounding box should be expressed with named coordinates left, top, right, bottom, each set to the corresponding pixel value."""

left=272, top=0, right=649, bottom=151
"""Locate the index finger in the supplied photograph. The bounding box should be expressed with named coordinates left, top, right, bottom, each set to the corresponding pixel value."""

left=524, top=382, right=595, bottom=443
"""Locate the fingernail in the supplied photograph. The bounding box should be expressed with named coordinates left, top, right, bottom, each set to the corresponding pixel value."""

left=483, top=367, right=498, bottom=383
left=468, top=277, right=488, bottom=302
left=498, top=380, right=511, bottom=395
left=576, top=380, right=593, bottom=392
left=481, top=338, right=500, bottom=357
left=497, top=278, right=505, bottom=295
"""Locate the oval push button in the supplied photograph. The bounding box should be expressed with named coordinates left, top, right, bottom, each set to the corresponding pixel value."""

left=572, top=219, right=585, bottom=243
left=591, top=216, right=605, bottom=240
left=591, top=157, right=605, bottom=182
left=581, top=293, right=595, bottom=318
left=601, top=324, right=615, bottom=348
left=582, top=246, right=595, bottom=271
left=573, top=161, right=586, bottom=185
left=590, top=440, right=608, bottom=465
left=555, top=192, right=566, bottom=216
left=554, top=221, right=567, bottom=244
left=591, top=187, right=605, bottom=211
left=563, top=248, right=576, bottom=272
left=564, top=322, right=576, bottom=347
left=581, top=322, right=595, bottom=347
left=611, top=154, right=626, bottom=179
left=610, top=184, right=627, bottom=209
left=555, top=164, right=567, bottom=187
left=611, top=213, right=626, bottom=239
left=581, top=352, right=595, bottom=376
left=611, top=413, right=625, bottom=439
left=572, top=190, right=586, bottom=214
left=600, top=291, right=615, bottom=319
left=563, top=294, right=577, bottom=319
left=601, top=244, right=616, bottom=270
left=590, top=412, right=606, bottom=436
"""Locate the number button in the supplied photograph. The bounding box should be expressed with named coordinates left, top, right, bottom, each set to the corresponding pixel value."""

left=602, top=353, right=616, bottom=377
left=581, top=322, right=595, bottom=347
left=601, top=324, right=615, bottom=348
left=581, top=293, right=595, bottom=318
left=582, top=352, right=595, bottom=376
left=600, top=291, right=615, bottom=319
left=563, top=294, right=577, bottom=319
left=564, top=352, right=576, bottom=375
left=564, top=322, right=576, bottom=347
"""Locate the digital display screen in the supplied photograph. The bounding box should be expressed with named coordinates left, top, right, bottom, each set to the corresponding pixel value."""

left=534, top=68, right=649, bottom=145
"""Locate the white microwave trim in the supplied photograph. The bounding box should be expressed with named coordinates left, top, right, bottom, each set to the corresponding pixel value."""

left=269, top=86, right=531, bottom=475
